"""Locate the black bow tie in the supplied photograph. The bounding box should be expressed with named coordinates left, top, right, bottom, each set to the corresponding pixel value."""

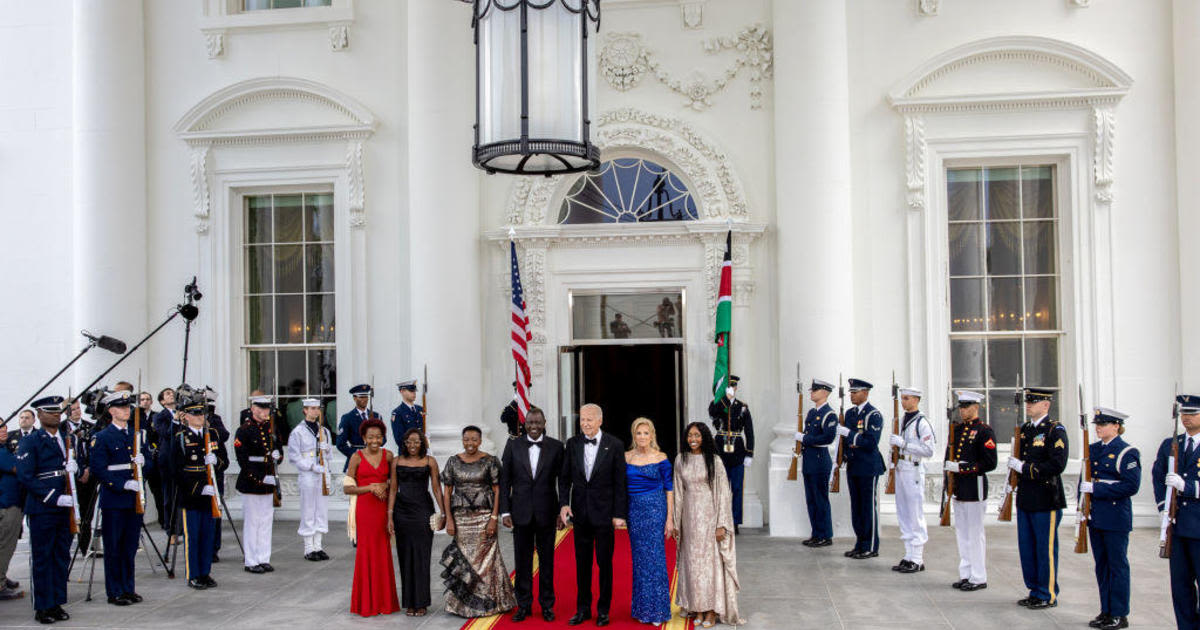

left=584, top=437, right=597, bottom=446
left=528, top=440, right=541, bottom=448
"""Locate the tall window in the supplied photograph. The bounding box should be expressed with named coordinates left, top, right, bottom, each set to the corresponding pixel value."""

left=947, top=165, right=1061, bottom=440
left=558, top=158, right=698, bottom=224
left=244, top=0, right=331, bottom=11
left=243, top=193, right=336, bottom=428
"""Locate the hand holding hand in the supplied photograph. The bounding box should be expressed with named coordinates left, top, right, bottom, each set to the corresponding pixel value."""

left=836, top=425, right=851, bottom=438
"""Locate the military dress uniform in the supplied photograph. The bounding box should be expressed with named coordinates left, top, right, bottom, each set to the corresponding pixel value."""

left=843, top=378, right=885, bottom=558
left=891, top=388, right=936, bottom=571
left=15, top=396, right=75, bottom=622
left=286, top=398, right=333, bottom=560
left=170, top=395, right=228, bottom=590
left=947, top=391, right=997, bottom=590
left=390, top=379, right=424, bottom=446
left=336, top=384, right=383, bottom=472
left=1154, top=394, right=1200, bottom=630
left=501, top=381, right=524, bottom=439
left=796, top=379, right=838, bottom=545
left=235, top=396, right=282, bottom=572
left=87, top=391, right=152, bottom=605
left=203, top=390, right=231, bottom=559
left=708, top=375, right=755, bottom=528
left=1011, top=388, right=1069, bottom=608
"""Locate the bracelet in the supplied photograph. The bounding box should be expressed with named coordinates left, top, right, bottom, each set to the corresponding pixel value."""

left=488, top=514, right=498, bottom=520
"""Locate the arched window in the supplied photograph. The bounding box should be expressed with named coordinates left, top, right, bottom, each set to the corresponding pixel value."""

left=557, top=158, right=698, bottom=224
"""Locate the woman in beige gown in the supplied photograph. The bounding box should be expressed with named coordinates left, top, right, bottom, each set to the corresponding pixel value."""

left=673, top=422, right=744, bottom=627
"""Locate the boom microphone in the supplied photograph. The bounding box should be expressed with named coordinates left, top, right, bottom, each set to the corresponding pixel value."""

left=81, top=330, right=127, bottom=355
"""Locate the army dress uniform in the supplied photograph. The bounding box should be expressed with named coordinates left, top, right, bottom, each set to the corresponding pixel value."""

left=390, top=379, right=424, bottom=446
left=1081, top=407, right=1140, bottom=630
left=891, top=388, right=936, bottom=571
left=336, top=384, right=384, bottom=472
left=171, top=407, right=228, bottom=589
left=286, top=398, right=333, bottom=560
left=708, top=375, right=755, bottom=528
left=1011, top=388, right=1069, bottom=608
left=843, top=378, right=885, bottom=557
left=1154, top=394, right=1200, bottom=629
left=501, top=381, right=524, bottom=440
left=947, top=391, right=997, bottom=590
left=202, top=389, right=231, bottom=558
left=235, top=396, right=282, bottom=572
left=795, top=379, right=838, bottom=545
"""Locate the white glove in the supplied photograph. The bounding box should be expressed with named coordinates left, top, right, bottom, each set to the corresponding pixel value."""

left=65, top=459, right=78, bottom=475
left=201, top=485, right=216, bottom=496
left=123, top=480, right=141, bottom=492
left=1166, top=472, right=1186, bottom=493
left=743, top=457, right=752, bottom=467
left=888, top=434, right=906, bottom=448
left=943, top=461, right=960, bottom=473
left=131, top=454, right=145, bottom=467
left=794, top=431, right=804, bottom=441
left=271, top=450, right=282, bottom=462
left=263, top=475, right=277, bottom=486
left=836, top=425, right=851, bottom=438
left=56, top=495, right=74, bottom=508
left=1079, top=481, right=1093, bottom=494
left=203, top=453, right=218, bottom=466
left=312, top=464, right=326, bottom=474
left=1007, top=457, right=1024, bottom=474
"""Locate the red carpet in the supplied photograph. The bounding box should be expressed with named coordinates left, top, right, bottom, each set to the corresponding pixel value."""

left=461, top=528, right=693, bottom=630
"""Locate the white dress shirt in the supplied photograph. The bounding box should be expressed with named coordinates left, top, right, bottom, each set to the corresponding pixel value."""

left=527, top=435, right=543, bottom=475
left=583, top=430, right=602, bottom=481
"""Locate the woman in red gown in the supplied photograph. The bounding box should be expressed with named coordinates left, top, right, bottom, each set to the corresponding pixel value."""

left=347, top=419, right=400, bottom=617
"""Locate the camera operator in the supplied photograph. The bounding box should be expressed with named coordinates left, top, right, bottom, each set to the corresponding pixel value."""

left=73, top=388, right=109, bottom=555
left=137, top=391, right=165, bottom=530
left=153, top=388, right=182, bottom=535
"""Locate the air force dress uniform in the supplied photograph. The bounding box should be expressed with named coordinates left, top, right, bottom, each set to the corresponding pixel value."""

left=336, top=384, right=383, bottom=472
left=390, top=379, right=424, bottom=445
left=1155, top=394, right=1200, bottom=630
left=796, top=379, right=838, bottom=545
left=170, top=394, right=228, bottom=590
left=287, top=398, right=333, bottom=560
left=235, top=396, right=281, bottom=573
left=843, top=378, right=885, bottom=558
left=1011, top=387, right=1069, bottom=608
left=890, top=387, right=935, bottom=571
left=948, top=391, right=997, bottom=590
left=708, top=375, right=754, bottom=528
left=1081, top=407, right=1140, bottom=630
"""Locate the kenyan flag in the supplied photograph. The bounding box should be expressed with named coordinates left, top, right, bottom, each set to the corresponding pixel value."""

left=712, top=230, right=732, bottom=404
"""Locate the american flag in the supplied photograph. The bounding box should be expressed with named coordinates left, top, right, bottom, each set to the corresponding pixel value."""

left=510, top=241, right=533, bottom=422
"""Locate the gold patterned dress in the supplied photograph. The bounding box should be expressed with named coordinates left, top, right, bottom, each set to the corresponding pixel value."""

left=439, top=454, right=516, bottom=618
left=672, top=453, right=744, bottom=625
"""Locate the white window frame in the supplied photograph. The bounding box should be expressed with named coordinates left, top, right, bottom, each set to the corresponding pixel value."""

left=200, top=0, right=354, bottom=58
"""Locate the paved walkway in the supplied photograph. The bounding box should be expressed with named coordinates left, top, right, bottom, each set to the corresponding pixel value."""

left=0, top=523, right=1176, bottom=629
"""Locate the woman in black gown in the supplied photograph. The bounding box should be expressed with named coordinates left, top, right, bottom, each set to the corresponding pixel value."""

left=387, top=428, right=445, bottom=616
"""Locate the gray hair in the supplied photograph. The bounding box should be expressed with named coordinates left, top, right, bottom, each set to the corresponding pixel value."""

left=580, top=403, right=603, bottom=419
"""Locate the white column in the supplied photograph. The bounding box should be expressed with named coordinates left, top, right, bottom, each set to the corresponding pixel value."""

left=1176, top=0, right=1200, bottom=388
left=406, top=1, right=489, bottom=456
left=769, top=0, right=855, bottom=537
left=72, top=0, right=147, bottom=390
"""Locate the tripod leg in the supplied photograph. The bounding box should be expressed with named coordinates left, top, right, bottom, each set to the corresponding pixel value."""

left=140, top=522, right=168, bottom=575
left=218, top=493, right=245, bottom=559
left=84, top=509, right=101, bottom=602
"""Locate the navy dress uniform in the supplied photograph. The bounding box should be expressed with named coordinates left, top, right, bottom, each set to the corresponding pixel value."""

left=336, top=384, right=384, bottom=472
left=795, top=378, right=838, bottom=546
left=171, top=395, right=228, bottom=590
left=1010, top=387, right=1069, bottom=609
left=947, top=391, right=997, bottom=590
left=501, top=381, right=524, bottom=439
left=1154, top=394, right=1200, bottom=630
left=390, top=379, right=424, bottom=445
left=1080, top=407, right=1140, bottom=630
left=15, top=396, right=75, bottom=623
left=87, top=391, right=152, bottom=605
left=286, top=398, right=333, bottom=560
left=235, top=395, right=281, bottom=573
left=890, top=387, right=936, bottom=572
left=843, top=378, right=885, bottom=558
left=708, top=375, right=755, bottom=529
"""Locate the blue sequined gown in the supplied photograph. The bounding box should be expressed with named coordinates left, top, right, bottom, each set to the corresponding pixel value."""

left=627, top=459, right=674, bottom=624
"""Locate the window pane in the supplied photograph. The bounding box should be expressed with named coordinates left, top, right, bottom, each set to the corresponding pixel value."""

left=951, top=339, right=985, bottom=388
left=988, top=389, right=1020, bottom=440
left=272, top=0, right=303, bottom=8
left=244, top=0, right=271, bottom=9
left=1024, top=337, right=1059, bottom=388
left=246, top=196, right=272, bottom=243
left=247, top=350, right=276, bottom=393
left=1025, top=277, right=1058, bottom=330
left=305, top=244, right=335, bottom=293
left=245, top=296, right=273, bottom=344
left=1023, top=221, right=1056, bottom=275
left=306, top=295, right=335, bottom=343
left=1021, top=165, right=1054, bottom=219
left=278, top=349, right=307, bottom=395
left=571, top=292, right=683, bottom=340
left=947, top=169, right=981, bottom=221
left=308, top=349, right=337, bottom=395
left=274, top=194, right=303, bottom=243
left=559, top=159, right=697, bottom=224
left=948, top=223, right=982, bottom=277
left=275, top=295, right=305, bottom=344
left=986, top=337, right=1021, bottom=388
left=305, top=193, right=334, bottom=242
left=988, top=277, right=1022, bottom=331
left=985, top=221, right=1021, bottom=276
left=950, top=278, right=985, bottom=332
left=275, top=244, right=304, bottom=293
left=245, top=245, right=272, bottom=294
left=984, top=167, right=1020, bottom=221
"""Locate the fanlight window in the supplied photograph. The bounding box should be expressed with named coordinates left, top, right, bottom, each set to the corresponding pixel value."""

left=558, top=158, right=698, bottom=224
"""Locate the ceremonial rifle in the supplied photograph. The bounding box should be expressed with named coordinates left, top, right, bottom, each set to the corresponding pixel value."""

left=1161, top=385, right=1181, bottom=559
left=269, top=381, right=282, bottom=508
left=317, top=404, right=330, bottom=496
left=65, top=428, right=81, bottom=535
left=998, top=374, right=1023, bottom=522
left=939, top=386, right=956, bottom=527
left=1074, top=385, right=1091, bottom=554
left=421, top=365, right=428, bottom=435
left=202, top=406, right=222, bottom=519
left=830, top=374, right=845, bottom=493
left=133, top=370, right=146, bottom=515
left=787, top=362, right=803, bottom=481
left=885, top=371, right=899, bottom=495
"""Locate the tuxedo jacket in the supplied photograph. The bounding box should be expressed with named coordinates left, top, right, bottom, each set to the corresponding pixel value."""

left=499, top=436, right=564, bottom=528
left=558, top=432, right=627, bottom=527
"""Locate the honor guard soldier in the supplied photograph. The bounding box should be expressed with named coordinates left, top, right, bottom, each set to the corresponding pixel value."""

left=202, top=388, right=230, bottom=562
left=841, top=378, right=884, bottom=558
left=708, top=375, right=755, bottom=533
left=888, top=387, right=935, bottom=573
left=1155, top=394, right=1200, bottom=630
left=794, top=378, right=838, bottom=547
left=235, top=395, right=282, bottom=574
left=172, top=389, right=227, bottom=589
left=88, top=390, right=151, bottom=606
left=501, top=381, right=524, bottom=440
left=1009, top=387, right=1068, bottom=609
left=390, top=379, right=424, bottom=444
left=287, top=398, right=332, bottom=561
left=15, top=396, right=75, bottom=624
left=1080, top=407, right=1139, bottom=630
left=945, top=391, right=997, bottom=591
left=336, top=384, right=383, bottom=471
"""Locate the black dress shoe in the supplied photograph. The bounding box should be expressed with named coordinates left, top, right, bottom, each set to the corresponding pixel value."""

left=316, top=550, right=330, bottom=560
left=542, top=610, right=556, bottom=622
left=733, top=525, right=740, bottom=535
left=892, top=559, right=910, bottom=571
left=107, top=596, right=133, bottom=606
left=855, top=550, right=878, bottom=559
left=898, top=562, right=925, bottom=574
left=1017, top=597, right=1036, bottom=606
left=1027, top=598, right=1056, bottom=609
left=4, top=578, right=18, bottom=589
left=50, top=606, right=69, bottom=621
left=200, top=576, right=217, bottom=588
left=35, top=609, right=55, bottom=624
left=512, top=608, right=530, bottom=622
left=844, top=549, right=859, bottom=557
left=304, top=552, right=319, bottom=561
left=568, top=611, right=591, bottom=625
left=188, top=578, right=209, bottom=590
left=124, top=592, right=143, bottom=603
left=1100, top=616, right=1128, bottom=629
left=1090, top=613, right=1112, bottom=628
left=211, top=553, right=220, bottom=563
left=951, top=579, right=968, bottom=589
left=596, top=613, right=610, bottom=626
left=260, top=563, right=275, bottom=572
left=812, top=538, right=832, bottom=547
left=801, top=537, right=816, bottom=547
left=244, top=565, right=266, bottom=574
left=961, top=582, right=987, bottom=591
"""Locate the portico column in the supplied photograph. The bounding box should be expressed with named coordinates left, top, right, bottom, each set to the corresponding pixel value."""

left=769, top=0, right=855, bottom=536
left=1176, top=0, right=1200, bottom=393
left=407, top=1, right=488, bottom=456
left=72, top=0, right=148, bottom=389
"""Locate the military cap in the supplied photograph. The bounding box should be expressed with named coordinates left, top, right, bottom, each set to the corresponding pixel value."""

left=1177, top=394, right=1200, bottom=415
left=847, top=378, right=873, bottom=392
left=729, top=375, right=741, bottom=387
left=301, top=397, right=321, bottom=408
left=249, top=395, right=272, bottom=408
left=956, top=390, right=985, bottom=406
left=1022, top=387, right=1055, bottom=402
left=349, top=384, right=372, bottom=397
left=810, top=379, right=834, bottom=393
left=101, top=390, right=134, bottom=408
left=1092, top=406, right=1128, bottom=424
left=899, top=386, right=923, bottom=398
left=31, top=396, right=66, bottom=413
left=397, top=379, right=417, bottom=392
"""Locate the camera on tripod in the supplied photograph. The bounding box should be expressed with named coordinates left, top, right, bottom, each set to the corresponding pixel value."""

left=78, top=386, right=113, bottom=423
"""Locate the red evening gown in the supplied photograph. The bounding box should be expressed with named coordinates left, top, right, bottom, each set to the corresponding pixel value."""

left=350, top=452, right=400, bottom=616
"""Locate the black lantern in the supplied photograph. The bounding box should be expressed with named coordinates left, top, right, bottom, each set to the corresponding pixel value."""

left=471, top=0, right=601, bottom=176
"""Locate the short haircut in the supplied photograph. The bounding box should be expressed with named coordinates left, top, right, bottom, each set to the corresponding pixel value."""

left=157, top=388, right=175, bottom=404
left=525, top=407, right=546, bottom=423
left=462, top=425, right=483, bottom=438
left=400, top=428, right=428, bottom=458
left=114, top=381, right=134, bottom=392
left=18, top=409, right=33, bottom=419
left=580, top=403, right=603, bottom=419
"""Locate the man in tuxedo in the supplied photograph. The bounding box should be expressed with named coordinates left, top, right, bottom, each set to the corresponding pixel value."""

left=500, top=407, right=564, bottom=623
left=559, top=403, right=627, bottom=627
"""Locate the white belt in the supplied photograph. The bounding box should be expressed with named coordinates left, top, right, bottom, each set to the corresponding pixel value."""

left=248, top=456, right=266, bottom=463
left=106, top=464, right=131, bottom=471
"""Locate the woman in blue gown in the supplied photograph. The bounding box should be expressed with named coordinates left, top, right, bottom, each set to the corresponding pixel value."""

left=625, top=417, right=675, bottom=625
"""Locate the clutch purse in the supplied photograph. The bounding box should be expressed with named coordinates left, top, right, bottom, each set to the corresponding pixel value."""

left=342, top=475, right=356, bottom=491
left=429, top=512, right=445, bottom=532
